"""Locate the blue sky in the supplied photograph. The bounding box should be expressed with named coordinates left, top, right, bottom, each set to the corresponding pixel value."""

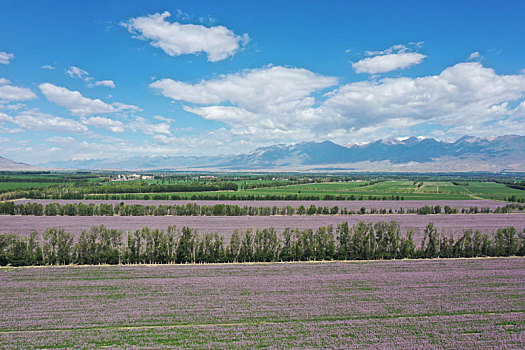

left=1, top=0, right=525, bottom=164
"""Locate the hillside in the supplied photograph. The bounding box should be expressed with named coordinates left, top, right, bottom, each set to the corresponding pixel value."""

left=30, top=134, right=525, bottom=172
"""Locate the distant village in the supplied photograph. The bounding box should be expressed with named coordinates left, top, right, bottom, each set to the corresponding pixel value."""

left=108, top=174, right=154, bottom=181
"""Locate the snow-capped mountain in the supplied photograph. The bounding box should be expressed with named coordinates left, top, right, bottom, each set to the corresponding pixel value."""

left=6, top=134, right=524, bottom=172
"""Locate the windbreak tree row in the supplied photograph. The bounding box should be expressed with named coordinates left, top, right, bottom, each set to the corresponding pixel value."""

left=0, top=188, right=406, bottom=201
left=1, top=222, right=524, bottom=267
left=0, top=202, right=522, bottom=217
left=0, top=182, right=238, bottom=200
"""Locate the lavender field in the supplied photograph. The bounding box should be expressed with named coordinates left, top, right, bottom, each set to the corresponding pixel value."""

left=1, top=258, right=524, bottom=348
left=17, top=199, right=508, bottom=211
left=2, top=213, right=524, bottom=244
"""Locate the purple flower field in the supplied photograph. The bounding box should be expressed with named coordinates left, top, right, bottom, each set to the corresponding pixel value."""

left=1, top=258, right=524, bottom=348
left=17, top=199, right=508, bottom=211
left=2, top=213, right=524, bottom=244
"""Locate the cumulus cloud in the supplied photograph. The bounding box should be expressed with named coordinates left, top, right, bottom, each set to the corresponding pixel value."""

left=39, top=83, right=138, bottom=117
left=352, top=44, right=426, bottom=74
left=0, top=79, right=37, bottom=102
left=151, top=62, right=525, bottom=145
left=93, top=80, right=115, bottom=88
left=66, top=66, right=90, bottom=80
left=151, top=66, right=337, bottom=111
left=0, top=51, right=14, bottom=65
left=129, top=116, right=171, bottom=135
left=151, top=65, right=337, bottom=141
left=326, top=62, right=525, bottom=122
left=352, top=52, right=426, bottom=74
left=13, top=111, right=88, bottom=133
left=122, top=11, right=249, bottom=62
left=41, top=64, right=56, bottom=70
left=83, top=116, right=125, bottom=132
left=316, top=62, right=525, bottom=143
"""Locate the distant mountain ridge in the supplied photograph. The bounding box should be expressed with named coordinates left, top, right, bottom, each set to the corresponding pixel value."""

left=220, top=135, right=525, bottom=170
left=6, top=134, right=525, bottom=172
left=0, top=156, right=48, bottom=171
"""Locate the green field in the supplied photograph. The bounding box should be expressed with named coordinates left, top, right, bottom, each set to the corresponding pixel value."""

left=243, top=180, right=525, bottom=200
left=82, top=180, right=525, bottom=201
left=0, top=182, right=62, bottom=192
left=1, top=171, right=524, bottom=201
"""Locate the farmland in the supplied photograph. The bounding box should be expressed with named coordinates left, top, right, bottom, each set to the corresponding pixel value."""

left=2, top=214, right=525, bottom=243
left=81, top=180, right=525, bottom=201
left=1, top=172, right=525, bottom=202
left=1, top=258, right=524, bottom=348
left=1, top=172, right=525, bottom=347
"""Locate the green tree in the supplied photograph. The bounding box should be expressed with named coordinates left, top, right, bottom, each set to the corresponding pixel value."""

left=422, top=223, right=439, bottom=258
left=176, top=227, right=196, bottom=263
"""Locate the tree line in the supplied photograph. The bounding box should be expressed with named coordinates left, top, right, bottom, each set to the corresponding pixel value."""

left=0, top=202, right=521, bottom=217
left=0, top=189, right=408, bottom=201
left=88, top=193, right=406, bottom=201
left=0, top=182, right=239, bottom=200
left=1, top=222, right=524, bottom=267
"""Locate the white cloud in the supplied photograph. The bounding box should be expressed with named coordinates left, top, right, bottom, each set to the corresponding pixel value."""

left=151, top=66, right=337, bottom=111
left=41, top=64, right=56, bottom=70
left=65, top=66, right=115, bottom=88
left=353, top=44, right=426, bottom=74
left=13, top=111, right=88, bottom=133
left=83, top=116, right=125, bottom=132
left=122, top=11, right=249, bottom=62
left=352, top=52, right=426, bottom=74
left=0, top=112, right=13, bottom=123
left=39, top=83, right=138, bottom=117
left=45, top=136, right=75, bottom=144
left=152, top=134, right=174, bottom=145
left=66, top=66, right=90, bottom=80
left=153, top=115, right=175, bottom=123
left=129, top=116, right=171, bottom=135
left=93, top=80, right=115, bottom=88
left=151, top=65, right=337, bottom=142
left=0, top=51, right=14, bottom=65
left=468, top=51, right=481, bottom=61
left=152, top=61, right=525, bottom=146
left=318, top=62, right=525, bottom=141
left=2, top=103, right=26, bottom=111
left=365, top=44, right=413, bottom=56
left=0, top=79, right=37, bottom=102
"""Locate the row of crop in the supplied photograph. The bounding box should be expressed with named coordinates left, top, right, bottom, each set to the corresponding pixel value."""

left=1, top=222, right=524, bottom=266
left=0, top=202, right=522, bottom=217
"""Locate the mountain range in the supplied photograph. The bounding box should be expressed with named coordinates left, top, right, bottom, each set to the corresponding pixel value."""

left=2, top=135, right=525, bottom=172
left=0, top=156, right=48, bottom=171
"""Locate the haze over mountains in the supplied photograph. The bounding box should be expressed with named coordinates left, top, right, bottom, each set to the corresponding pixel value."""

left=0, top=156, right=47, bottom=171
left=2, top=135, right=525, bottom=172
